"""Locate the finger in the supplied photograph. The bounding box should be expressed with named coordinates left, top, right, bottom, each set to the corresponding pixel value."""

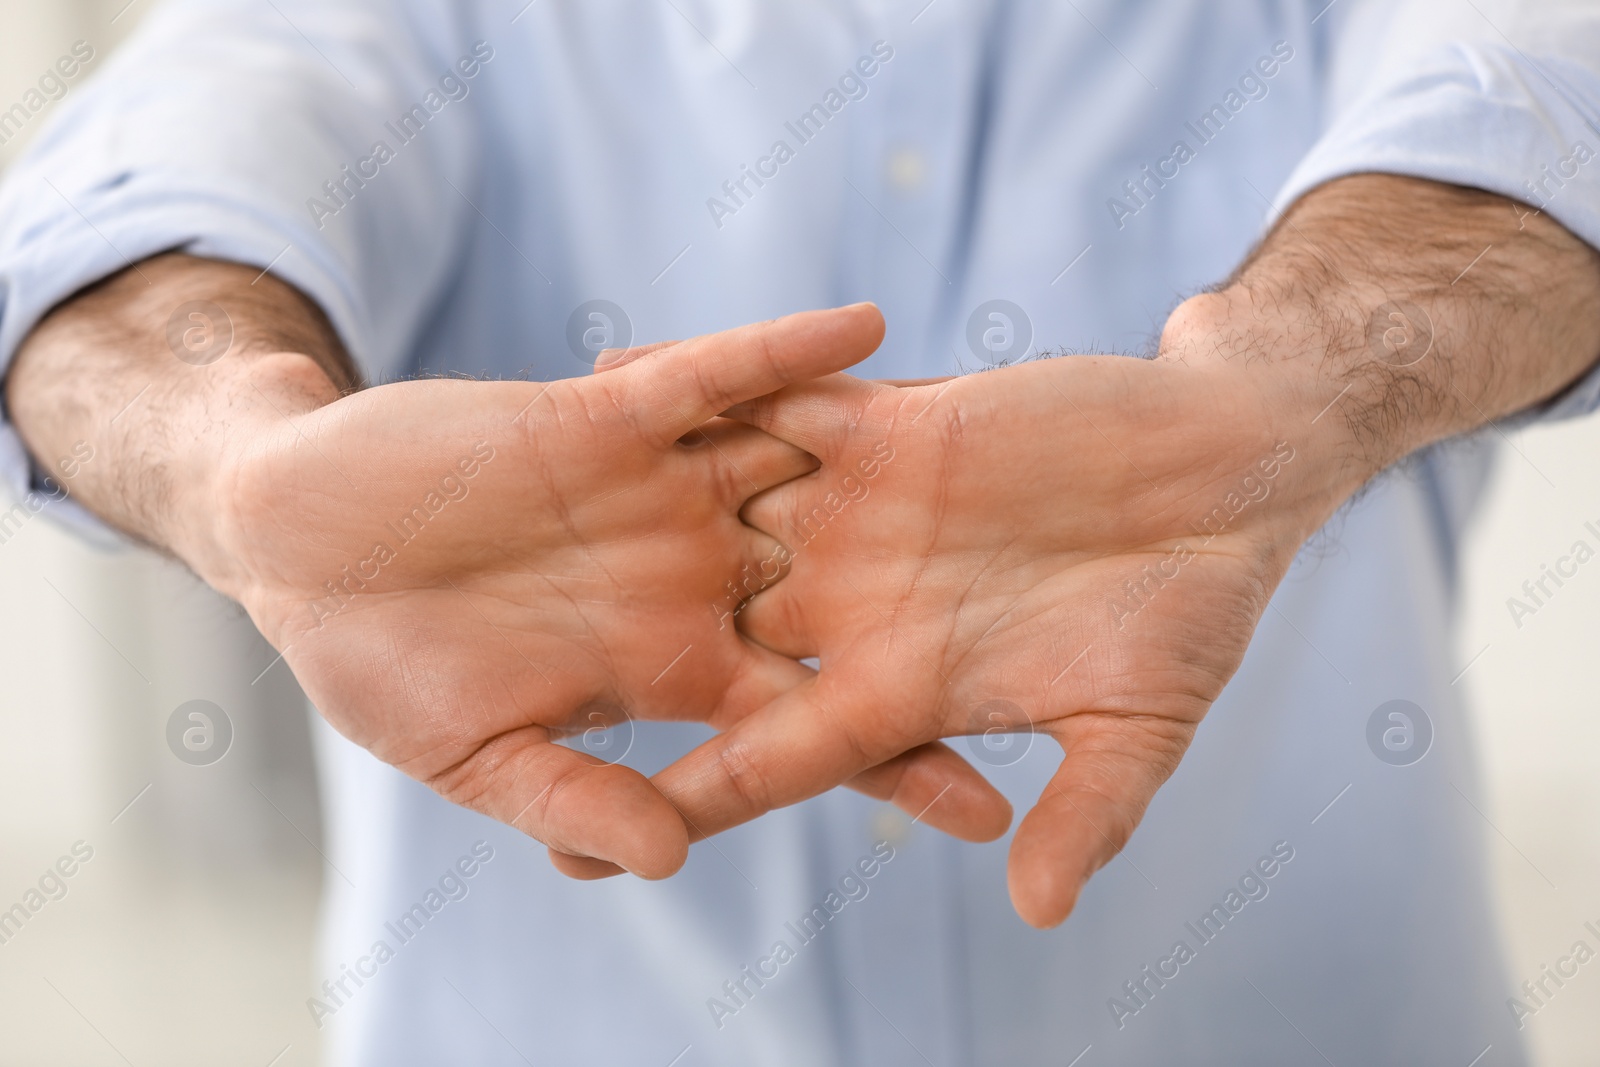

left=738, top=476, right=809, bottom=539
left=552, top=762, right=1009, bottom=874
left=538, top=648, right=814, bottom=878
left=686, top=419, right=819, bottom=502
left=874, top=376, right=953, bottom=387
left=593, top=339, right=680, bottom=374
left=738, top=475, right=866, bottom=581
left=653, top=677, right=917, bottom=839
left=722, top=375, right=882, bottom=464
left=622, top=303, right=885, bottom=444
left=845, top=741, right=1012, bottom=842
left=679, top=655, right=1013, bottom=845
left=708, top=640, right=816, bottom=730
left=547, top=848, right=625, bottom=879
left=722, top=527, right=792, bottom=616
left=429, top=729, right=689, bottom=880
left=729, top=572, right=814, bottom=659
left=1007, top=713, right=1195, bottom=928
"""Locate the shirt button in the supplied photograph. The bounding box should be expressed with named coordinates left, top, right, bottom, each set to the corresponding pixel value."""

left=886, top=147, right=926, bottom=194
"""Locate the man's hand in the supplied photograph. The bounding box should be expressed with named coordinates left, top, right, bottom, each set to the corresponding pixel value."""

left=6, top=257, right=1010, bottom=879
left=651, top=174, right=1600, bottom=925
left=653, top=355, right=1335, bottom=924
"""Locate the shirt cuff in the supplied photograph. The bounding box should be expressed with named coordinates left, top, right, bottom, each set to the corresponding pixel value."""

left=1274, top=41, right=1600, bottom=423
left=0, top=181, right=370, bottom=544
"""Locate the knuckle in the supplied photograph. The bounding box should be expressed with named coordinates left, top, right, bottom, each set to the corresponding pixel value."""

left=686, top=355, right=726, bottom=418
left=425, top=742, right=507, bottom=816
left=531, top=758, right=596, bottom=842
left=711, top=738, right=773, bottom=817
left=1064, top=781, right=1141, bottom=850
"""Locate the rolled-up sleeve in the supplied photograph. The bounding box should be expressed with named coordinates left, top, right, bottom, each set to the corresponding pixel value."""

left=0, top=0, right=481, bottom=538
left=1277, top=0, right=1600, bottom=421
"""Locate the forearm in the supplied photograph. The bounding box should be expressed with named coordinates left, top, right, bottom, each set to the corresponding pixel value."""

left=4, top=253, right=354, bottom=578
left=1165, top=174, right=1600, bottom=499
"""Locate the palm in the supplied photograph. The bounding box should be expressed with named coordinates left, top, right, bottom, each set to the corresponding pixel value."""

left=249, top=383, right=788, bottom=715
left=657, top=354, right=1324, bottom=922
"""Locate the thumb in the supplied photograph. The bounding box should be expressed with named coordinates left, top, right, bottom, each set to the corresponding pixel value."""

left=1008, top=712, right=1195, bottom=928
left=619, top=303, right=884, bottom=445
left=592, top=339, right=680, bottom=373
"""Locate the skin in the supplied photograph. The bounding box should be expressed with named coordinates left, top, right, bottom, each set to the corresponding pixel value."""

left=4, top=255, right=1009, bottom=880
left=643, top=175, right=1600, bottom=927
left=10, top=175, right=1600, bottom=927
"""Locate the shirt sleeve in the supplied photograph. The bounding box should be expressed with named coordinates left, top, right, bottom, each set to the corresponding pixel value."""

left=0, top=0, right=485, bottom=540
left=1278, top=0, right=1600, bottom=421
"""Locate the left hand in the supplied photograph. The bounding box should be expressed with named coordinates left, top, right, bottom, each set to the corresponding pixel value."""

left=650, top=302, right=1364, bottom=926
left=645, top=173, right=1600, bottom=926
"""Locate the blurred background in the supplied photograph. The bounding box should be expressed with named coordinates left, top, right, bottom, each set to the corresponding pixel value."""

left=1, top=11, right=323, bottom=1067
left=0, top=2, right=1597, bottom=1064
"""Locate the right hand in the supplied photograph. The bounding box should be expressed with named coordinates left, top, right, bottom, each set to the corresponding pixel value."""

left=189, top=305, right=1010, bottom=878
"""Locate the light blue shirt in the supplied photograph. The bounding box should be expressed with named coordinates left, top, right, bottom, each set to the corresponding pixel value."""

left=4, top=1, right=1600, bottom=1063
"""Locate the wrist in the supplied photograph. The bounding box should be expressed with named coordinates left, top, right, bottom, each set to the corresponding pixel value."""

left=165, top=351, right=343, bottom=598
left=1156, top=284, right=1400, bottom=540
left=1165, top=175, right=1600, bottom=509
